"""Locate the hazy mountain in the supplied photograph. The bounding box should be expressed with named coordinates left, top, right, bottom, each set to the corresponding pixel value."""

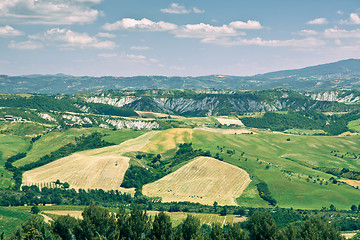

left=1, top=59, right=360, bottom=94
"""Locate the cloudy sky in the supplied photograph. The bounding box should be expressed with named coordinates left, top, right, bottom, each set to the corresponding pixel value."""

left=1, top=0, right=360, bottom=76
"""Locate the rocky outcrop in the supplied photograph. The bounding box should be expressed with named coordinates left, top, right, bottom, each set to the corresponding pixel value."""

left=86, top=96, right=139, bottom=107
left=83, top=89, right=357, bottom=117
left=105, top=119, right=159, bottom=130
left=307, top=90, right=360, bottom=103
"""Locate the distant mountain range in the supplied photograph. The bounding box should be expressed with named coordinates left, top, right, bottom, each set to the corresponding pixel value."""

left=1, top=59, right=360, bottom=94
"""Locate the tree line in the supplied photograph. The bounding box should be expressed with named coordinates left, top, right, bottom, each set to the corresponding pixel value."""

left=8, top=204, right=345, bottom=240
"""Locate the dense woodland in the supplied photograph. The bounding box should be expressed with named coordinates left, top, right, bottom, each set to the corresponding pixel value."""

left=241, top=110, right=360, bottom=135
left=122, top=143, right=211, bottom=189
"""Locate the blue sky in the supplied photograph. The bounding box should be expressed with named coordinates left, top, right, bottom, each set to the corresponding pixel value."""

left=1, top=0, right=360, bottom=76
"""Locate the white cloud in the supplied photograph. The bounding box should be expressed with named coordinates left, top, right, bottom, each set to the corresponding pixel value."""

left=124, top=54, right=147, bottom=63
left=98, top=53, right=117, bottom=58
left=130, top=46, right=150, bottom=50
left=173, top=23, right=240, bottom=38
left=299, top=30, right=319, bottom=36
left=8, top=40, right=43, bottom=50
left=337, top=10, right=344, bottom=15
left=161, top=3, right=190, bottom=14
left=349, top=13, right=360, bottom=24
left=0, top=0, right=101, bottom=25
left=334, top=39, right=342, bottom=45
left=103, top=18, right=177, bottom=31
left=324, top=28, right=360, bottom=38
left=161, top=3, right=204, bottom=14
left=96, top=32, right=116, bottom=38
left=31, top=28, right=117, bottom=49
left=193, top=7, right=205, bottom=14
left=201, top=37, right=325, bottom=47
left=149, top=58, right=159, bottom=63
left=76, top=0, right=103, bottom=3
left=341, top=13, right=360, bottom=24
left=229, top=20, right=262, bottom=29
left=0, top=25, right=23, bottom=37
left=307, top=18, right=328, bottom=25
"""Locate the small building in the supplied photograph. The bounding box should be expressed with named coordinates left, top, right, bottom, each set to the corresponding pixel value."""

left=3, top=115, right=22, bottom=121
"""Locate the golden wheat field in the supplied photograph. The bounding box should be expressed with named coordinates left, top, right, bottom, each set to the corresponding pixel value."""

left=141, top=128, right=194, bottom=153
left=196, top=127, right=255, bottom=135
left=340, top=179, right=360, bottom=189
left=215, top=117, right=244, bottom=126
left=143, top=156, right=251, bottom=206
left=22, top=131, right=159, bottom=191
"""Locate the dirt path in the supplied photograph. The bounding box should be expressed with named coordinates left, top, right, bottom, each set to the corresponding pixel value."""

left=40, top=213, right=53, bottom=223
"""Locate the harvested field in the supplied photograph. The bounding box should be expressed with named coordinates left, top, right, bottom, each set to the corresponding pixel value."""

left=196, top=127, right=255, bottom=135
left=142, top=128, right=194, bottom=153
left=341, top=233, right=357, bottom=239
left=147, top=211, right=237, bottom=226
left=216, top=118, right=244, bottom=126
left=43, top=211, right=83, bottom=220
left=143, top=157, right=251, bottom=206
left=22, top=131, right=159, bottom=191
left=135, top=111, right=183, bottom=119
left=340, top=179, right=360, bottom=188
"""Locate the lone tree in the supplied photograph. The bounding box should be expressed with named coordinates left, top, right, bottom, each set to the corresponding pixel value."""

left=62, top=182, right=70, bottom=189
left=213, top=201, right=218, bottom=212
left=351, top=204, right=357, bottom=212
left=31, top=205, right=40, bottom=214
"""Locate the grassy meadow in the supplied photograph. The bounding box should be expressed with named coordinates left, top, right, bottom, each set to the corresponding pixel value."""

left=348, top=118, right=360, bottom=132
left=144, top=128, right=360, bottom=210
left=0, top=206, right=33, bottom=237
left=0, top=135, right=30, bottom=188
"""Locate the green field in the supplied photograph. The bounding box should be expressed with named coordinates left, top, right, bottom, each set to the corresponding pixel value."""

left=144, top=128, right=360, bottom=210
left=284, top=128, right=326, bottom=135
left=348, top=118, right=360, bottom=132
left=0, top=121, right=52, bottom=136
left=165, top=117, right=219, bottom=128
left=0, top=135, right=30, bottom=188
left=0, top=206, right=33, bottom=237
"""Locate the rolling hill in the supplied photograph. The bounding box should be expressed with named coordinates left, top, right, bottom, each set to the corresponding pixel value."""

left=1, top=59, right=360, bottom=94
